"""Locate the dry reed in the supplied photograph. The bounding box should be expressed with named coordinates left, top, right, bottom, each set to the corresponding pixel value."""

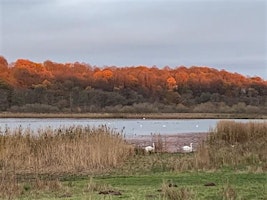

left=195, top=121, right=267, bottom=169
left=0, top=125, right=134, bottom=175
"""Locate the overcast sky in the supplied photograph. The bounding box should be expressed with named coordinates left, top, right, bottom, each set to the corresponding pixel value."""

left=0, top=0, right=266, bottom=79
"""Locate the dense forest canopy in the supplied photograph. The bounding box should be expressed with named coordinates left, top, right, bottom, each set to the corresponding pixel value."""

left=0, top=56, right=266, bottom=113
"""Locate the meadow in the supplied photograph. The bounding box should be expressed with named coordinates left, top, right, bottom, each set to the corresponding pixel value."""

left=0, top=121, right=266, bottom=199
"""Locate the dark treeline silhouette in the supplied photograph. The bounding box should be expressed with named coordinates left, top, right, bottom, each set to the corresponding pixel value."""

left=0, top=56, right=267, bottom=113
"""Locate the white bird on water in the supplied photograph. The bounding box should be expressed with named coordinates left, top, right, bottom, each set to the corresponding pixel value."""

left=182, top=143, right=193, bottom=152
left=145, top=142, right=155, bottom=153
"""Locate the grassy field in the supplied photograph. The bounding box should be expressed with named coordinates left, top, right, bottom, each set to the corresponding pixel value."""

left=0, top=121, right=267, bottom=199
left=0, top=112, right=267, bottom=119
left=8, top=170, right=266, bottom=199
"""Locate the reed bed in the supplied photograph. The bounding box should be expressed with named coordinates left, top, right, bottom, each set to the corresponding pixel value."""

left=0, top=121, right=266, bottom=199
left=0, top=125, right=134, bottom=175
left=195, top=120, right=267, bottom=170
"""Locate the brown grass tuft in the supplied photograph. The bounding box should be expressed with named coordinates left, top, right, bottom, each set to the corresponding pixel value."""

left=0, top=171, right=22, bottom=199
left=84, top=177, right=110, bottom=193
left=219, top=183, right=238, bottom=200
left=161, top=180, right=195, bottom=200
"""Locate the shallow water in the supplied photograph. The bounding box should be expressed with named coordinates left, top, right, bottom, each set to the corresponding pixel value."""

left=0, top=118, right=266, bottom=137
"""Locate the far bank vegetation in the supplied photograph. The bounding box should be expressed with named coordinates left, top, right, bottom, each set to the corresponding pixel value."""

left=0, top=56, right=267, bottom=113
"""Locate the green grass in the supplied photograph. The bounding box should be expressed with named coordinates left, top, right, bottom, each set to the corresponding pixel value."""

left=7, top=151, right=267, bottom=199
left=16, top=171, right=267, bottom=199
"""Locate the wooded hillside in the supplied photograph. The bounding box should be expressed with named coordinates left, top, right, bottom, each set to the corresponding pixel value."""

left=0, top=56, right=266, bottom=113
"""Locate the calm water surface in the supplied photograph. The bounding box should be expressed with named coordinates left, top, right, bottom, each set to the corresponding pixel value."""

left=0, top=118, right=266, bottom=137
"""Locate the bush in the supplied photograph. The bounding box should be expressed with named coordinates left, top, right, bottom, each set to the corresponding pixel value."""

left=230, top=102, right=247, bottom=113
left=193, top=102, right=216, bottom=113
left=10, top=103, right=59, bottom=113
left=175, top=103, right=190, bottom=113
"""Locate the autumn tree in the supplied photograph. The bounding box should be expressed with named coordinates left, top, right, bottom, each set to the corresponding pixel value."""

left=1, top=57, right=267, bottom=113
left=0, top=56, right=8, bottom=71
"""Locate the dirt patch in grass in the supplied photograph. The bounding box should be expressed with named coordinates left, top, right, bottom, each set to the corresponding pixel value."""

left=126, top=132, right=208, bottom=153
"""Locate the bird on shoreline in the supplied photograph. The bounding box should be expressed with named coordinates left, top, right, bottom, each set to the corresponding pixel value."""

left=145, top=142, right=155, bottom=153
left=182, top=143, right=193, bottom=152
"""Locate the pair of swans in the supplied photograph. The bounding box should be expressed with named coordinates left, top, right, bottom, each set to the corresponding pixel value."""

left=144, top=142, right=193, bottom=153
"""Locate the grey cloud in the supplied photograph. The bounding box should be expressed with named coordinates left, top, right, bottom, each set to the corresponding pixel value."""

left=1, top=0, right=266, bottom=79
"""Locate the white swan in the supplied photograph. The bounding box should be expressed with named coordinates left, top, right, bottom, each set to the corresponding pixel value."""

left=182, top=143, right=193, bottom=152
left=145, top=142, right=155, bottom=153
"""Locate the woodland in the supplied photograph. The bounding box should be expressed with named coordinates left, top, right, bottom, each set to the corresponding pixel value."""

left=0, top=56, right=266, bottom=113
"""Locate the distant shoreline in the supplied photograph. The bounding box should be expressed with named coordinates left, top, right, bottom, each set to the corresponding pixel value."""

left=0, top=112, right=266, bottom=119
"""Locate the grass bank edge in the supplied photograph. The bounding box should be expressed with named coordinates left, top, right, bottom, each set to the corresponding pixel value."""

left=1, top=112, right=267, bottom=119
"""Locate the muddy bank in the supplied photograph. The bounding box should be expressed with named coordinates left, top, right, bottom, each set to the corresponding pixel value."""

left=126, top=132, right=208, bottom=153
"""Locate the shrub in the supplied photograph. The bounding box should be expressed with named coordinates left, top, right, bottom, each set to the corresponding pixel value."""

left=10, top=103, right=59, bottom=113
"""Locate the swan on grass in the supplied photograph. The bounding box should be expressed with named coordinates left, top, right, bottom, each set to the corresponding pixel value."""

left=182, top=143, right=193, bottom=152
left=145, top=142, right=155, bottom=153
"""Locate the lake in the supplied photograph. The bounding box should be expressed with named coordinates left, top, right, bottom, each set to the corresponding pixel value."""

left=1, top=118, right=266, bottom=137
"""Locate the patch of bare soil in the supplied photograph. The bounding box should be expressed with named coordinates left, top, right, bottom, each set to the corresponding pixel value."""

left=126, top=132, right=208, bottom=153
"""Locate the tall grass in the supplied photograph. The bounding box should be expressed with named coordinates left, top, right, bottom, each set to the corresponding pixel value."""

left=0, top=125, right=133, bottom=199
left=195, top=121, right=267, bottom=170
left=0, top=125, right=134, bottom=175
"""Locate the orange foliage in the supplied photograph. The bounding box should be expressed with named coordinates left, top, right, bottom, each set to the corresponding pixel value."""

left=93, top=69, right=113, bottom=81
left=166, top=77, right=177, bottom=90
left=0, top=56, right=266, bottom=93
left=0, top=56, right=8, bottom=71
left=0, top=56, right=9, bottom=79
left=102, top=69, right=113, bottom=79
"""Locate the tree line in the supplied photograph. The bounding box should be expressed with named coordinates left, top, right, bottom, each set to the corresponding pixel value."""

left=0, top=56, right=266, bottom=113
